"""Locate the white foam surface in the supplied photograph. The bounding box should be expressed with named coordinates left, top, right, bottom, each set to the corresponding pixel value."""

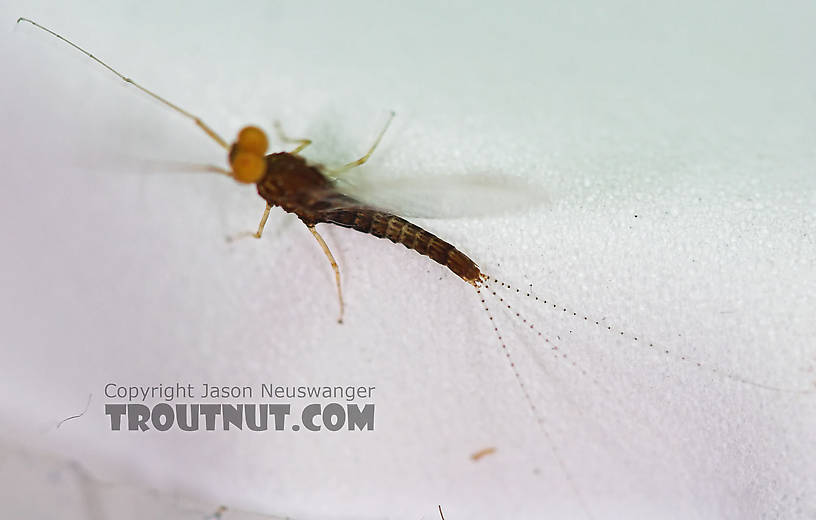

left=1, top=1, right=814, bottom=519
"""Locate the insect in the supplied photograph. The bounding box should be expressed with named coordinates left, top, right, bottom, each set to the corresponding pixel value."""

left=18, top=18, right=812, bottom=519
left=16, top=17, right=484, bottom=324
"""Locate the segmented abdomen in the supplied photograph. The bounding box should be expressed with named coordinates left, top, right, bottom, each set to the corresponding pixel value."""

left=319, top=208, right=481, bottom=284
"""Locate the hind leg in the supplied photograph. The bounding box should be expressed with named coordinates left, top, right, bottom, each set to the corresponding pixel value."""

left=307, top=225, right=344, bottom=324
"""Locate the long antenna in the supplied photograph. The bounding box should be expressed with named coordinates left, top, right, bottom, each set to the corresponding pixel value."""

left=16, top=17, right=228, bottom=150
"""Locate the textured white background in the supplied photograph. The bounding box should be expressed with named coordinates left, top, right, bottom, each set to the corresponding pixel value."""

left=1, top=1, right=815, bottom=519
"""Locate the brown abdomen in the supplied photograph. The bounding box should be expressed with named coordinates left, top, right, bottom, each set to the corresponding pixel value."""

left=320, top=209, right=481, bottom=284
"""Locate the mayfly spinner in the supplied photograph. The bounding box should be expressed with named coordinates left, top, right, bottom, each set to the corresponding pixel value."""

left=16, top=17, right=484, bottom=324
left=19, top=18, right=813, bottom=519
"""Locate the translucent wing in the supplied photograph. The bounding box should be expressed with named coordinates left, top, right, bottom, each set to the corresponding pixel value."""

left=327, top=169, right=548, bottom=219
left=131, top=160, right=548, bottom=219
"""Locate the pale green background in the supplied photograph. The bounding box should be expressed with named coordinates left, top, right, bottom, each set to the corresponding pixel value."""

left=1, top=1, right=814, bottom=519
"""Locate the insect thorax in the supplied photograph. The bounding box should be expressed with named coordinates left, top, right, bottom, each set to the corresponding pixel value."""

left=256, top=152, right=331, bottom=209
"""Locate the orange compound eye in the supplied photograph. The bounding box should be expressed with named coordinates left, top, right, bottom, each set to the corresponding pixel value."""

left=236, top=126, right=269, bottom=156
left=231, top=152, right=266, bottom=184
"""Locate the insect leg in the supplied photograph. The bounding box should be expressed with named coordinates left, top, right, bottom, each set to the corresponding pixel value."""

left=205, top=165, right=235, bottom=177
left=16, top=18, right=229, bottom=150
left=273, top=121, right=312, bottom=154
left=328, top=111, right=396, bottom=176
left=226, top=204, right=271, bottom=242
left=307, top=225, right=344, bottom=324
